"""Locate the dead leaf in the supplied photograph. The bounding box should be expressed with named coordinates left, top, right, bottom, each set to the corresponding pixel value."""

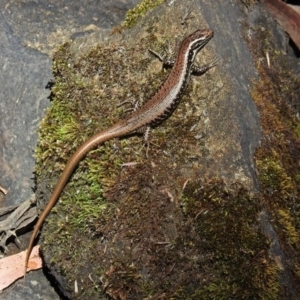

left=0, top=245, right=42, bottom=290
left=263, top=0, right=300, bottom=50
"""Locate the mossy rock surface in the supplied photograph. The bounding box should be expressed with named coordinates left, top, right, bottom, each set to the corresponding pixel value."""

left=34, top=0, right=300, bottom=299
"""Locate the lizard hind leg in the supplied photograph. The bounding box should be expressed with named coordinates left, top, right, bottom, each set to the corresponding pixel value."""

left=136, top=126, right=151, bottom=158
left=118, top=96, right=144, bottom=114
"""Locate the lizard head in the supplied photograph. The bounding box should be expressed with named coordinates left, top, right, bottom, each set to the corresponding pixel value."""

left=182, top=29, right=214, bottom=63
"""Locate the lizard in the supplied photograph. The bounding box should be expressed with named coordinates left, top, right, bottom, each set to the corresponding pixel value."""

left=24, top=28, right=217, bottom=275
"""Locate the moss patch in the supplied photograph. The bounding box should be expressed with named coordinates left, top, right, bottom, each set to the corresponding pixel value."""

left=122, top=0, right=164, bottom=28
left=248, top=15, right=300, bottom=298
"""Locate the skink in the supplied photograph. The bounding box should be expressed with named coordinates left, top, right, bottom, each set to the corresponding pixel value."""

left=25, top=29, right=216, bottom=274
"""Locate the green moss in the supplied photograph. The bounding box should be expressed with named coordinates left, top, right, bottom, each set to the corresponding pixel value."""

left=294, top=123, right=300, bottom=139
left=122, top=0, right=164, bottom=28
left=277, top=209, right=299, bottom=246
left=177, top=179, right=280, bottom=300
left=256, top=157, right=294, bottom=194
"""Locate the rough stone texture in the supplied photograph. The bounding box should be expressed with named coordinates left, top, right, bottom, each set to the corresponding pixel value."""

left=0, top=11, right=51, bottom=206
left=201, top=1, right=261, bottom=188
